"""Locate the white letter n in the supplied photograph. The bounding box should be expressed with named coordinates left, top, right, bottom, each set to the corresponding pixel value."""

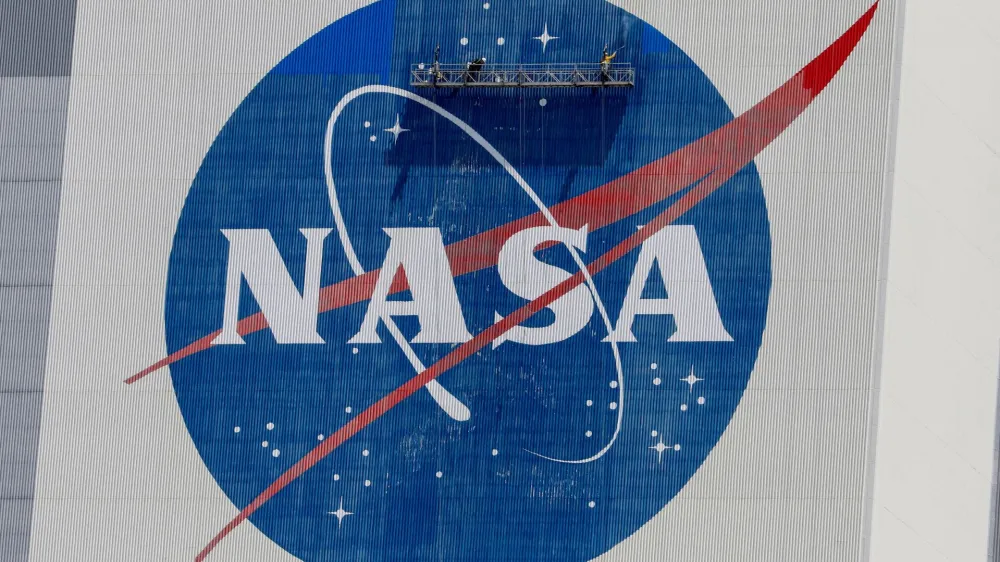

left=212, top=228, right=332, bottom=345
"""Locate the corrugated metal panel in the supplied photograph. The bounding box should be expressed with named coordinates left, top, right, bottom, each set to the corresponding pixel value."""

left=7, top=1, right=908, bottom=560
left=0, top=0, right=77, bottom=78
left=0, top=3, right=76, bottom=559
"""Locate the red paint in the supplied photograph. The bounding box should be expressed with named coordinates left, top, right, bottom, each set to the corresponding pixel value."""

left=192, top=5, right=879, bottom=559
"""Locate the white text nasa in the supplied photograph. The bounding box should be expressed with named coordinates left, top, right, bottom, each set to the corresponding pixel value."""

left=211, top=225, right=733, bottom=347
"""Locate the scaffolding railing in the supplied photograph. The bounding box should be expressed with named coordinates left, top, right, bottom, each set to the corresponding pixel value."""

left=410, top=62, right=635, bottom=89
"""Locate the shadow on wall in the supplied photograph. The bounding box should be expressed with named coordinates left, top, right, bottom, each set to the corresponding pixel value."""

left=384, top=88, right=631, bottom=169
left=385, top=0, right=642, bottom=170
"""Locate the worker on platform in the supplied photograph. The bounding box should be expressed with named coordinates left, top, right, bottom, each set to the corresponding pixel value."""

left=465, top=57, right=486, bottom=83
left=600, top=44, right=618, bottom=82
left=432, top=45, right=443, bottom=85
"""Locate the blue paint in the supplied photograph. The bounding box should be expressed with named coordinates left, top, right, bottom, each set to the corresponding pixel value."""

left=273, top=0, right=395, bottom=82
left=165, top=0, right=770, bottom=559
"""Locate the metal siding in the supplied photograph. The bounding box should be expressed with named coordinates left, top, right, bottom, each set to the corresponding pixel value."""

left=0, top=0, right=77, bottom=77
left=0, top=0, right=77, bottom=552
left=0, top=65, right=73, bottom=562
left=14, top=1, right=912, bottom=560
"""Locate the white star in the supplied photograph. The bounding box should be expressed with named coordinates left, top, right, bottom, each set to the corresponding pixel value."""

left=649, top=438, right=670, bottom=463
left=533, top=23, right=558, bottom=53
left=383, top=114, right=410, bottom=144
left=680, top=366, right=703, bottom=393
left=327, top=497, right=354, bottom=528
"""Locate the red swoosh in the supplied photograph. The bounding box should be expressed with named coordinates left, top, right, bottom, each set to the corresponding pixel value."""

left=191, top=3, right=879, bottom=559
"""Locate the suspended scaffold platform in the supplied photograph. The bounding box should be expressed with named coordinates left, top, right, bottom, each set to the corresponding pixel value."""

left=410, top=63, right=635, bottom=89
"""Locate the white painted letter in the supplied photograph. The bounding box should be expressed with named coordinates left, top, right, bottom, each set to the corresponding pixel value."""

left=605, top=225, right=732, bottom=343
left=213, top=228, right=332, bottom=345
left=493, top=225, right=594, bottom=348
left=349, top=228, right=472, bottom=344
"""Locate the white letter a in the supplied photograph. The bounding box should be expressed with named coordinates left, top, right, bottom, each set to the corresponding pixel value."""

left=605, top=225, right=733, bottom=343
left=349, top=228, right=472, bottom=345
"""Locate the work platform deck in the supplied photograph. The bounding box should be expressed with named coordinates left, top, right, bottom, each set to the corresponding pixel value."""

left=410, top=63, right=635, bottom=89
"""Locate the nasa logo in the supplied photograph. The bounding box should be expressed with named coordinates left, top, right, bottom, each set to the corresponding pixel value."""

left=128, top=0, right=877, bottom=559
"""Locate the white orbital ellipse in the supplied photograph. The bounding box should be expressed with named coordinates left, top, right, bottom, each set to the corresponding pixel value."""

left=324, top=85, right=624, bottom=463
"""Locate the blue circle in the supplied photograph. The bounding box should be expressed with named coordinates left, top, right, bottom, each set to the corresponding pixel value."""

left=165, top=0, right=771, bottom=559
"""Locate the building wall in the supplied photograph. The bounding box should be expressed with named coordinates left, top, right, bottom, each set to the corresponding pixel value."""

left=4, top=0, right=981, bottom=560
left=0, top=0, right=76, bottom=558
left=869, top=1, right=1000, bottom=560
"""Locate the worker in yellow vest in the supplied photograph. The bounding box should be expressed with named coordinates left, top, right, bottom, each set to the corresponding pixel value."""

left=600, top=44, right=618, bottom=82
